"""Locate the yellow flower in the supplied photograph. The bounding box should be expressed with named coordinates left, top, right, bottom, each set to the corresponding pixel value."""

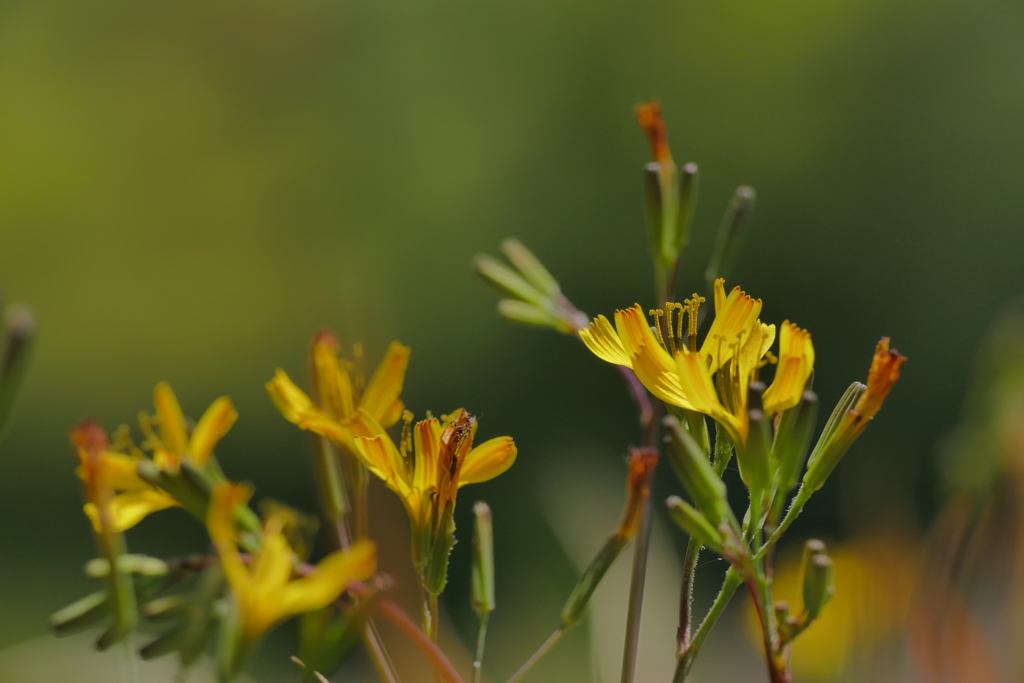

left=354, top=409, right=515, bottom=594
left=580, top=279, right=814, bottom=444
left=145, top=381, right=239, bottom=471
left=75, top=382, right=238, bottom=533
left=354, top=410, right=516, bottom=527
left=208, top=482, right=377, bottom=642
left=266, top=334, right=410, bottom=452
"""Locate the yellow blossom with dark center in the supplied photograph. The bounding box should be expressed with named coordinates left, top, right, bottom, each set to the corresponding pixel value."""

left=353, top=409, right=516, bottom=529
left=580, top=279, right=814, bottom=444
left=266, top=335, right=410, bottom=452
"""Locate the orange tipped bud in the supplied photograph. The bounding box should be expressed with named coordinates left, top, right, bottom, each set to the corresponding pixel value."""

left=852, top=337, right=906, bottom=420
left=617, top=447, right=659, bottom=539
left=636, top=100, right=673, bottom=167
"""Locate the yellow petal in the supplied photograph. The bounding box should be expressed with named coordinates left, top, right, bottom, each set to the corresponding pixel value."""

left=280, top=540, right=377, bottom=618
left=378, top=399, right=406, bottom=430
left=701, top=283, right=763, bottom=372
left=93, top=490, right=180, bottom=533
left=154, top=382, right=188, bottom=456
left=97, top=452, right=148, bottom=490
left=736, top=321, right=770, bottom=385
left=459, top=436, right=517, bottom=486
left=266, top=369, right=318, bottom=425
left=312, top=335, right=356, bottom=420
left=763, top=322, right=815, bottom=415
left=413, top=418, right=443, bottom=492
left=249, top=531, right=293, bottom=597
left=359, top=341, right=411, bottom=428
left=613, top=306, right=694, bottom=409
left=188, top=396, right=238, bottom=466
left=580, top=315, right=632, bottom=366
left=676, top=352, right=743, bottom=441
left=614, top=305, right=661, bottom=360
left=852, top=337, right=906, bottom=420
left=353, top=431, right=411, bottom=500
left=208, top=483, right=255, bottom=605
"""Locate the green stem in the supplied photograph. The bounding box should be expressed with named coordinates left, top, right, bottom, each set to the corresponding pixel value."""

left=755, top=486, right=812, bottom=561
left=676, top=537, right=702, bottom=654
left=473, top=613, right=490, bottom=683
left=119, top=635, right=138, bottom=683
left=506, top=628, right=563, bottom=683
left=673, top=568, right=742, bottom=682
left=620, top=488, right=654, bottom=683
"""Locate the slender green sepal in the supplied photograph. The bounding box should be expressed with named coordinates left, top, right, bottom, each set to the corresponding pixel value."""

left=50, top=592, right=109, bottom=635
left=474, top=255, right=546, bottom=307
left=497, top=299, right=561, bottom=329
left=501, top=239, right=561, bottom=298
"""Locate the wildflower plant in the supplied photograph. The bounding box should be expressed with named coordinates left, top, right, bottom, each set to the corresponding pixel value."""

left=50, top=100, right=903, bottom=683
left=478, top=101, right=905, bottom=682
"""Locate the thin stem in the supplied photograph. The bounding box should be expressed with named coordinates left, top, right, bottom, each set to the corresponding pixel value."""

left=429, top=594, right=439, bottom=642
left=354, top=472, right=369, bottom=541
left=119, top=635, right=138, bottom=683
left=673, top=567, right=742, bottom=683
left=362, top=621, right=401, bottom=683
left=473, top=613, right=490, bottom=683
left=373, top=597, right=465, bottom=683
left=620, top=489, right=654, bottom=683
left=506, top=628, right=564, bottom=683
left=676, top=537, right=702, bottom=654
left=755, top=486, right=811, bottom=561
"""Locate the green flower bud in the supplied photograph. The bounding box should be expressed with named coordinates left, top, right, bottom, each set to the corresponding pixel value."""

left=771, top=391, right=819, bottom=496
left=737, top=382, right=772, bottom=506
left=471, top=501, right=496, bottom=616
left=500, top=239, right=561, bottom=298
left=662, top=416, right=732, bottom=527
left=801, top=540, right=834, bottom=621
left=666, top=496, right=723, bottom=553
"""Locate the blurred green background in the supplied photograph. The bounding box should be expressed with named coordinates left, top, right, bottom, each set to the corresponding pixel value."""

left=1, top=0, right=1023, bottom=680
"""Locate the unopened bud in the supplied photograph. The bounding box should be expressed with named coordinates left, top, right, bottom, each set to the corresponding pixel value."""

left=663, top=416, right=732, bottom=527
left=666, top=496, right=723, bottom=552
left=674, top=163, right=699, bottom=254
left=801, top=540, right=834, bottom=620
left=471, top=501, right=496, bottom=616
left=771, top=391, right=819, bottom=495
left=705, top=186, right=755, bottom=286
left=736, top=383, right=772, bottom=504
